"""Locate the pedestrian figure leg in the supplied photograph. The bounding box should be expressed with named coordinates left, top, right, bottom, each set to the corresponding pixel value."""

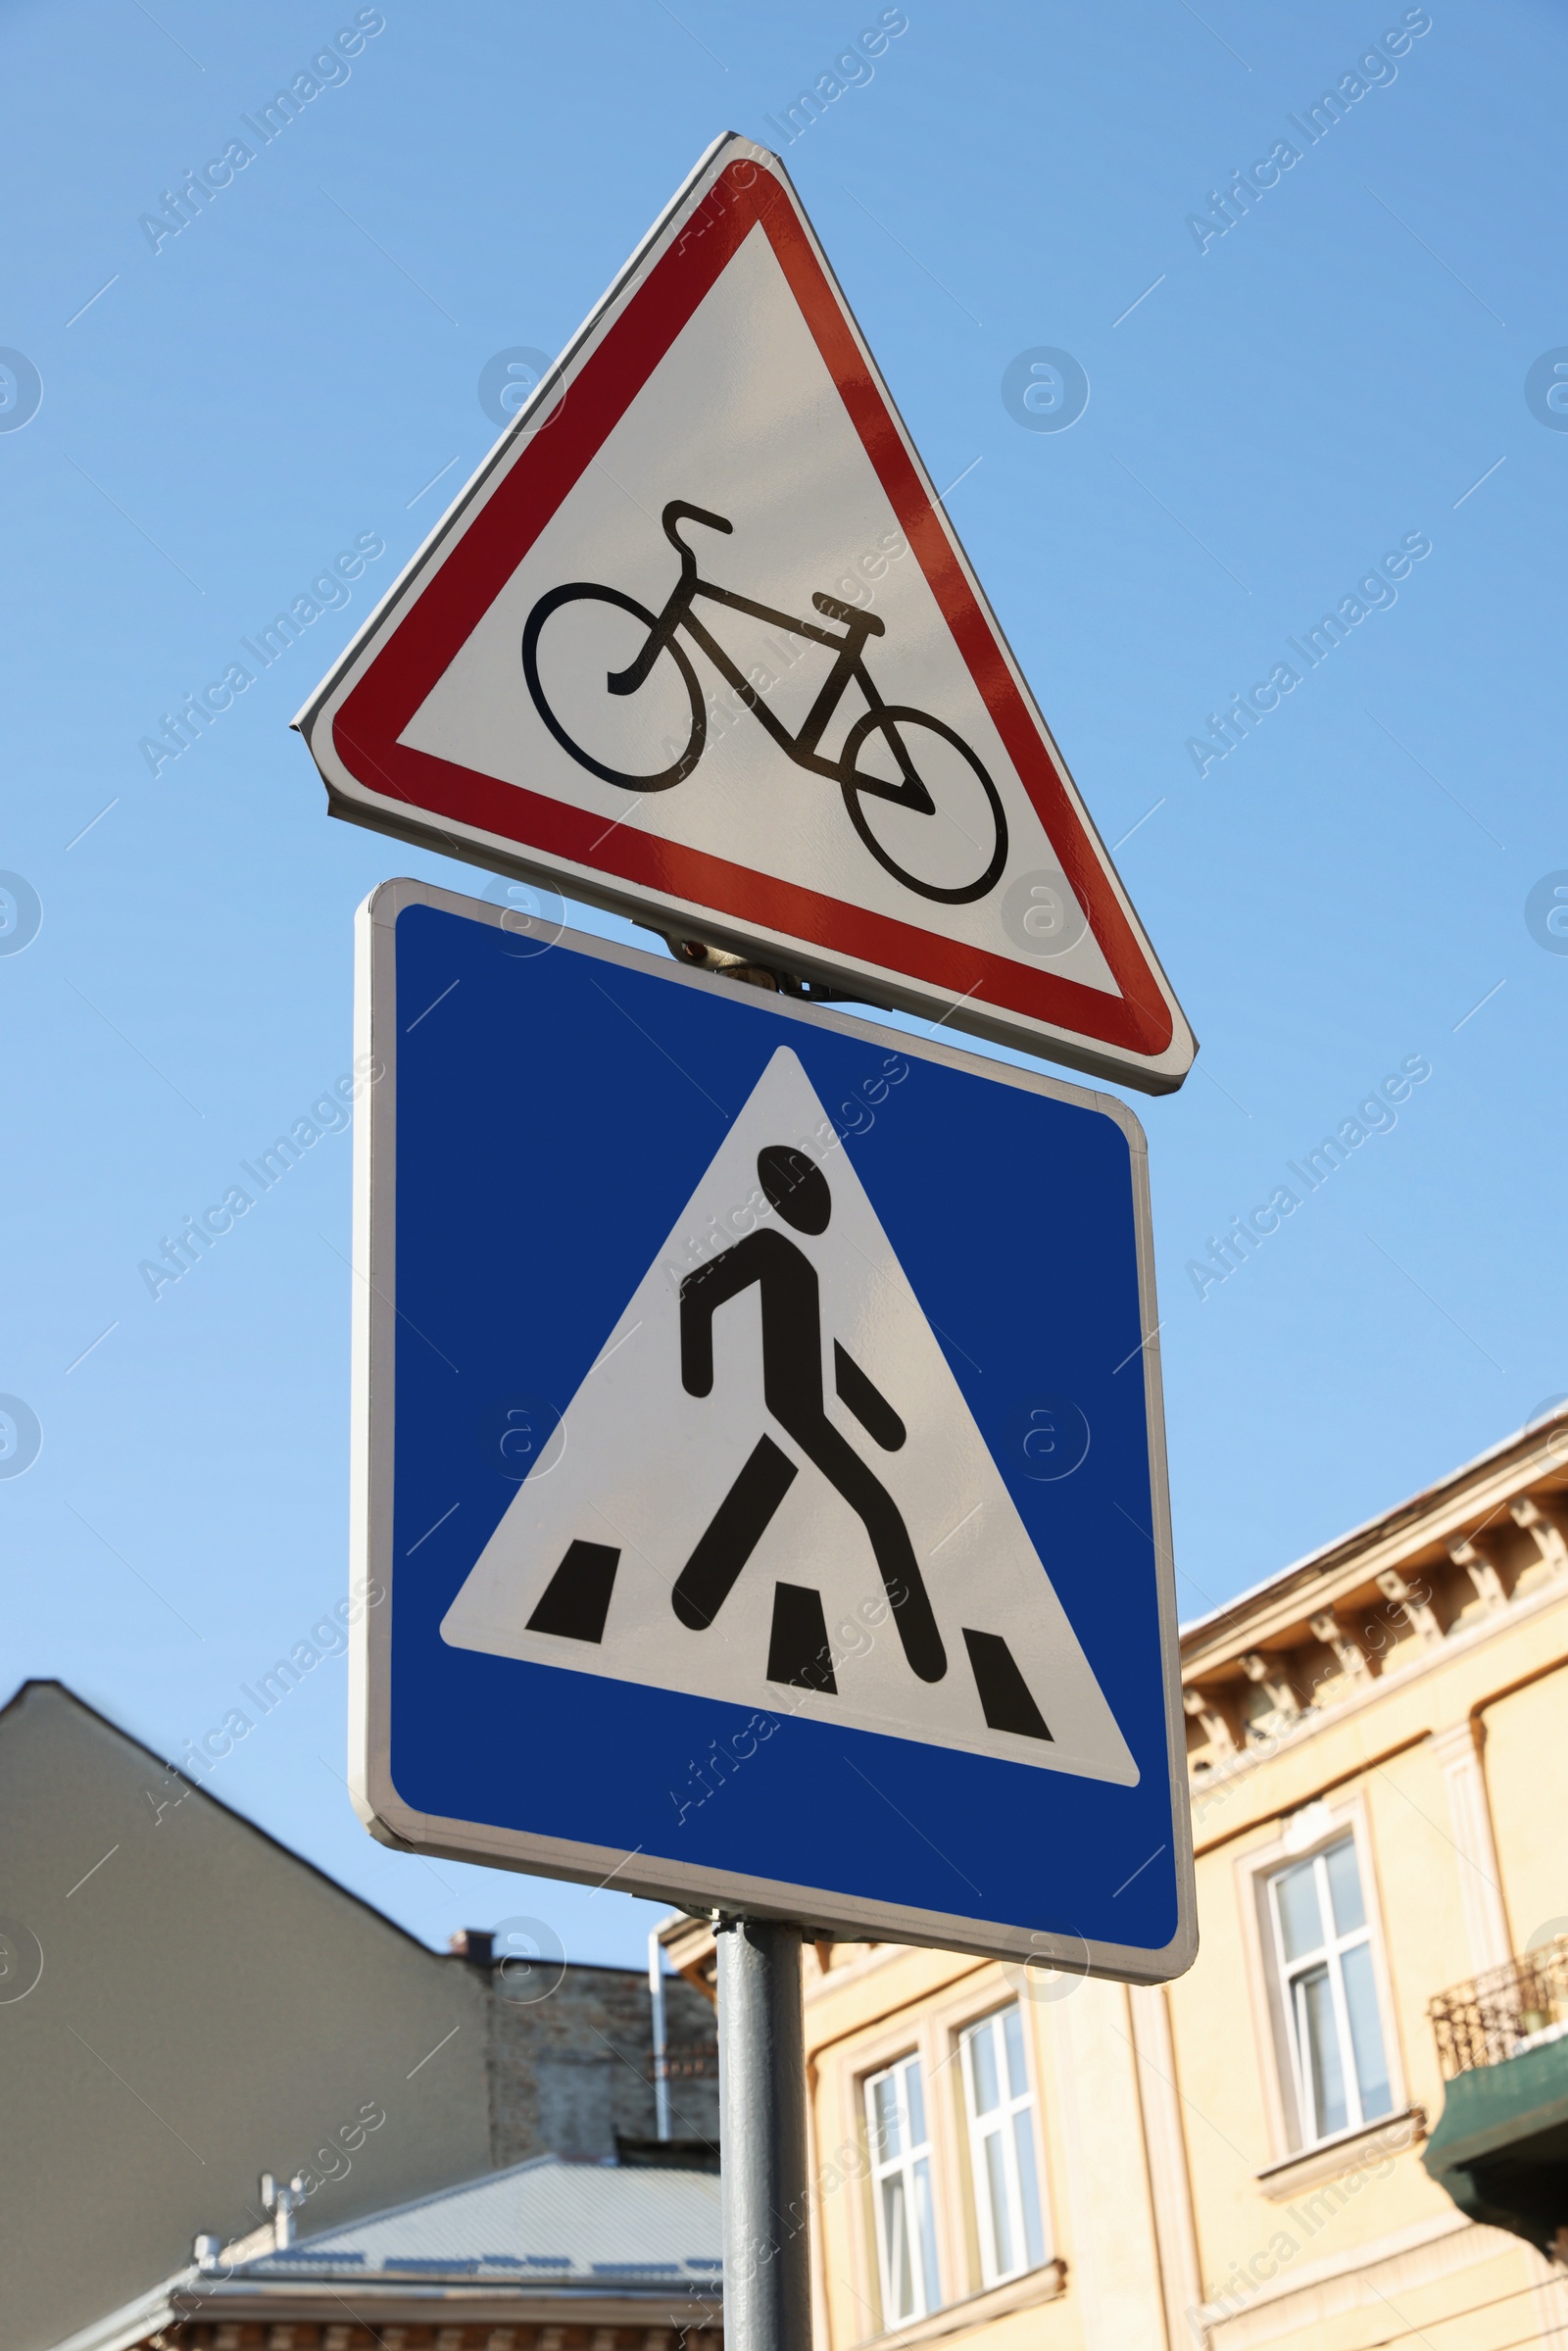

left=673, top=1436, right=798, bottom=1629
left=776, top=1409, right=947, bottom=1683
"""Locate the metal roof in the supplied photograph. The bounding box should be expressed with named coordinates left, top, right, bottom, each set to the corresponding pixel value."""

left=239, top=2153, right=722, bottom=2285
left=48, top=2157, right=723, bottom=2351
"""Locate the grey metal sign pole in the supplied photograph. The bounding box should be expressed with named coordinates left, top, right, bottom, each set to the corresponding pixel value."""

left=717, top=1916, right=811, bottom=2349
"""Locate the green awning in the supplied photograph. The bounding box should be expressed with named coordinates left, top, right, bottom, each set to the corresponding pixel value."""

left=1423, top=2036, right=1568, bottom=2254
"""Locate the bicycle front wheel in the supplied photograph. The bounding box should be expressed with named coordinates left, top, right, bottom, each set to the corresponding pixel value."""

left=522, top=584, right=705, bottom=792
left=840, top=708, right=1008, bottom=905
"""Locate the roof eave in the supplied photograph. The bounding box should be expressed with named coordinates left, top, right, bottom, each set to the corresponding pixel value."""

left=1179, top=1412, right=1568, bottom=1661
left=43, top=2274, right=190, bottom=2351
left=168, top=2279, right=723, bottom=2324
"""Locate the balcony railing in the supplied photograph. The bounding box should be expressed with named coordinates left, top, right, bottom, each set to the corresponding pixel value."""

left=1429, top=1935, right=1568, bottom=2079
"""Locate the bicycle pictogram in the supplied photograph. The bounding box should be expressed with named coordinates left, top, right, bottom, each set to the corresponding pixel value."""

left=521, top=501, right=1008, bottom=905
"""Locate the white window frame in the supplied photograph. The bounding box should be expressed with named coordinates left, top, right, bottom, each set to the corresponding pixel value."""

left=956, top=2004, right=1047, bottom=2289
left=1236, top=1794, right=1408, bottom=2164
left=863, top=2051, right=942, bottom=2327
left=1265, top=1830, right=1393, bottom=2147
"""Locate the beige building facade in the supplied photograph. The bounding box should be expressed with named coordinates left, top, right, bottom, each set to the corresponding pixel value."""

left=666, top=1408, right=1568, bottom=2350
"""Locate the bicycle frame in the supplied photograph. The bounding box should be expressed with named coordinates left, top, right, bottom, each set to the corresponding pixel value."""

left=610, top=503, right=931, bottom=811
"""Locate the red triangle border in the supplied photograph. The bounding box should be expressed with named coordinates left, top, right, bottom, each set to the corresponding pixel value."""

left=330, top=159, right=1173, bottom=1061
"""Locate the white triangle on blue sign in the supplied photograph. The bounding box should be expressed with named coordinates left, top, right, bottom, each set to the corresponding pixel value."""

left=441, top=1046, right=1136, bottom=1785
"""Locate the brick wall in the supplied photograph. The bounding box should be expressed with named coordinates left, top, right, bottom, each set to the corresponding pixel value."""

left=485, top=1962, right=718, bottom=2165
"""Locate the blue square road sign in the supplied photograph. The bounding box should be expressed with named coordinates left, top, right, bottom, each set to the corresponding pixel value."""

left=350, top=879, right=1194, bottom=1978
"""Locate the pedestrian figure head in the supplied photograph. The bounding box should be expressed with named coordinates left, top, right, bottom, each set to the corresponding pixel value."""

left=758, top=1144, right=831, bottom=1235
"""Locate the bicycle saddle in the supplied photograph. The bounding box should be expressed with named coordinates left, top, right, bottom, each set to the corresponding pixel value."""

left=812, top=591, right=886, bottom=635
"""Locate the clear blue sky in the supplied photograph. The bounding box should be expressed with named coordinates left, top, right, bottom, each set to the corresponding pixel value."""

left=3, top=0, right=1562, bottom=1966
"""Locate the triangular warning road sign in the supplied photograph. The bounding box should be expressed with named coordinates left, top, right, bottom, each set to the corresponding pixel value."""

left=297, top=135, right=1194, bottom=1094
left=441, top=1045, right=1137, bottom=1786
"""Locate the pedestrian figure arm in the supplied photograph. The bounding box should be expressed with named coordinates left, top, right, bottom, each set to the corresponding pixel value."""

left=679, top=1242, right=762, bottom=1396
left=833, top=1341, right=906, bottom=1450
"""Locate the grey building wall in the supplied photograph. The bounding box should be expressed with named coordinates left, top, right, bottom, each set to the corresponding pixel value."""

left=0, top=1683, right=723, bottom=2351
left=0, top=1683, right=491, bottom=2351
left=485, top=1955, right=719, bottom=2164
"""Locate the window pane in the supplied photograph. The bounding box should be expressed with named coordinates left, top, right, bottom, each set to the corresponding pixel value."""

left=1341, top=1942, right=1393, bottom=2118
left=882, top=2175, right=912, bottom=2320
left=872, top=2073, right=901, bottom=2159
left=1298, top=1965, right=1348, bottom=2136
left=982, top=2127, right=1014, bottom=2276
left=1012, top=2109, right=1046, bottom=2270
left=969, top=2020, right=1001, bottom=2115
left=1003, top=2003, right=1028, bottom=2099
left=1275, top=1858, right=1323, bottom=1959
left=904, top=2057, right=927, bottom=2148
left=913, top=2155, right=942, bottom=2315
left=1326, top=1837, right=1366, bottom=1935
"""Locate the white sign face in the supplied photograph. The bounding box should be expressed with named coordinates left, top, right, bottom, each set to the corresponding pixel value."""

left=440, top=1045, right=1138, bottom=1787
left=298, top=135, right=1196, bottom=1094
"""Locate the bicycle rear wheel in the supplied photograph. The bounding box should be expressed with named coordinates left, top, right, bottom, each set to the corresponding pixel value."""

left=522, top=584, right=705, bottom=792
left=840, top=708, right=1008, bottom=905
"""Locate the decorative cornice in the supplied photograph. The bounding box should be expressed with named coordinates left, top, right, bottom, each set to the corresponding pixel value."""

left=1181, top=1426, right=1568, bottom=1672
left=1188, top=1569, right=1568, bottom=1838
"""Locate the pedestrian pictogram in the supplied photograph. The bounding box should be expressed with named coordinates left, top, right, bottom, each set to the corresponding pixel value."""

left=298, top=134, right=1195, bottom=1093
left=441, top=1044, right=1136, bottom=1784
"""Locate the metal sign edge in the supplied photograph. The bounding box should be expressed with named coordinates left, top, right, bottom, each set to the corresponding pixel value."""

left=364, top=812, right=1194, bottom=1092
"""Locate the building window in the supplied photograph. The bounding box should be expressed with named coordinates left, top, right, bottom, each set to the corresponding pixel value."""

left=1268, top=1834, right=1394, bottom=2143
left=865, top=2053, right=941, bottom=2325
left=958, top=2005, right=1047, bottom=2286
